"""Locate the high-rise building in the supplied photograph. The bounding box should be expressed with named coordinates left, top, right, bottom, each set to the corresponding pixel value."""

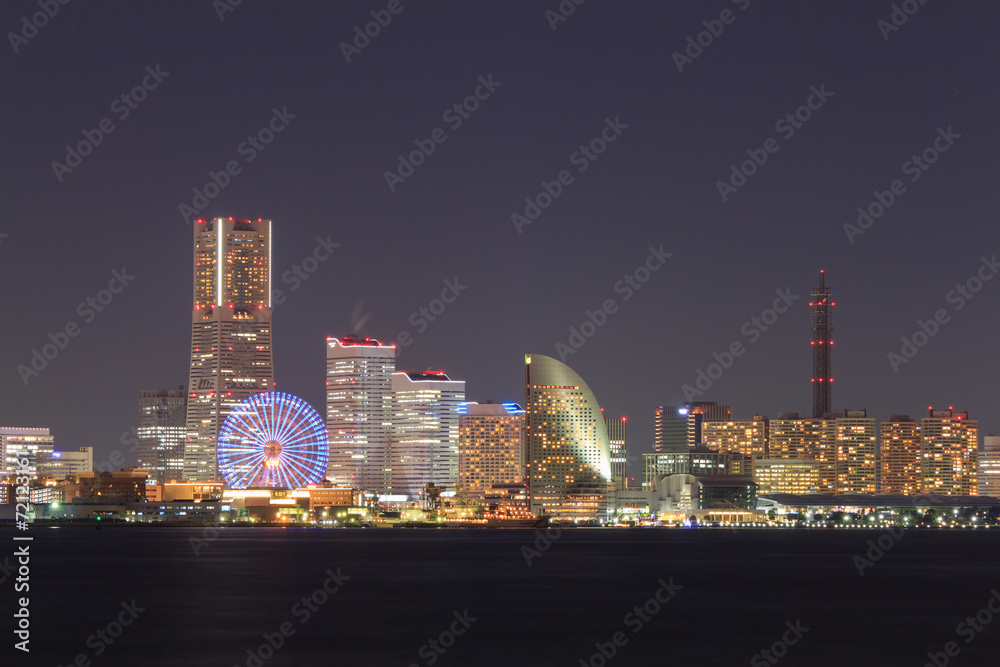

left=835, top=409, right=876, bottom=495
left=769, top=413, right=837, bottom=493
left=325, top=335, right=396, bottom=492
left=810, top=270, right=833, bottom=418
left=682, top=402, right=732, bottom=447
left=458, top=402, right=524, bottom=499
left=43, top=447, right=93, bottom=480
left=654, top=406, right=688, bottom=452
left=753, top=459, right=820, bottom=495
left=389, top=371, right=464, bottom=500
left=1, top=427, right=55, bottom=476
left=702, top=416, right=769, bottom=458
left=921, top=408, right=978, bottom=495
left=137, top=389, right=188, bottom=485
left=183, top=217, right=274, bottom=483
left=979, top=436, right=1000, bottom=498
left=880, top=415, right=921, bottom=495
left=524, top=354, right=612, bottom=520
left=605, top=416, right=627, bottom=491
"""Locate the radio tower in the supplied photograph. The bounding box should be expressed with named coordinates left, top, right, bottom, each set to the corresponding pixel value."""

left=810, top=270, right=833, bottom=418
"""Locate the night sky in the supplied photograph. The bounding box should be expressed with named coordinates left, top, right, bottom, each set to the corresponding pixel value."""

left=3, top=1, right=998, bottom=478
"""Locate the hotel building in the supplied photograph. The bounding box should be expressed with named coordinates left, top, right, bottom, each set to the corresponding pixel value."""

left=769, top=414, right=837, bottom=493
left=921, top=408, right=978, bottom=495
left=979, top=436, right=1000, bottom=498
left=458, top=402, right=524, bottom=499
left=183, top=217, right=274, bottom=482
left=835, top=410, right=877, bottom=495
left=880, top=416, right=921, bottom=495
left=702, top=416, right=769, bottom=458
left=524, top=354, right=612, bottom=521
left=325, top=335, right=396, bottom=492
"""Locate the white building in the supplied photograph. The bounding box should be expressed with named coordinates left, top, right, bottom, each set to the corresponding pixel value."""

left=43, top=447, right=93, bottom=480
left=390, top=371, right=464, bottom=500
left=458, top=402, right=524, bottom=499
left=979, top=436, right=1000, bottom=498
left=325, top=336, right=396, bottom=492
left=1, top=427, right=55, bottom=477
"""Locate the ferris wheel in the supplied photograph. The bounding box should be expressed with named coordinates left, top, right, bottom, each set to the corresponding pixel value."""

left=217, top=392, right=329, bottom=489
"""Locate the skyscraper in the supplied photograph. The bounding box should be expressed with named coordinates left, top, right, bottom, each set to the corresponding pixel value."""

left=524, top=354, right=612, bottom=520
left=458, top=402, right=524, bottom=499
left=654, top=406, right=688, bottom=452
left=702, top=416, right=769, bottom=458
left=137, top=388, right=188, bottom=485
left=325, top=335, right=395, bottom=492
left=921, top=408, right=978, bottom=495
left=979, top=436, right=1000, bottom=498
left=769, top=413, right=837, bottom=493
left=183, top=217, right=274, bottom=483
left=605, top=416, right=627, bottom=491
left=683, top=402, right=732, bottom=447
left=835, top=409, right=876, bottom=495
left=880, top=415, right=921, bottom=495
left=389, top=371, right=465, bottom=500
left=810, top=270, right=833, bottom=418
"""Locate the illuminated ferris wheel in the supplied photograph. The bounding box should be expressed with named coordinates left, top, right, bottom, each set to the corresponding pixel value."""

left=217, top=392, right=329, bottom=489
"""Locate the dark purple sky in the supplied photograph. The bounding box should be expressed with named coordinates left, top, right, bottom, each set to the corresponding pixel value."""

left=2, top=1, right=998, bottom=477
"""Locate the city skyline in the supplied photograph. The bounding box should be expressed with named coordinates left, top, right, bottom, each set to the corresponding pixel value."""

left=3, top=2, right=999, bottom=479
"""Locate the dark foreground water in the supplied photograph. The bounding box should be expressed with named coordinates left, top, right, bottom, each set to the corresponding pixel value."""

left=3, top=527, right=999, bottom=666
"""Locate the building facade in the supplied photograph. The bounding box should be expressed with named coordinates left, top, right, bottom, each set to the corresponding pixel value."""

left=1, top=427, right=55, bottom=477
left=524, top=354, right=612, bottom=521
left=654, top=406, right=688, bottom=452
left=769, top=414, right=837, bottom=493
left=325, top=336, right=396, bottom=492
left=835, top=410, right=876, bottom=494
left=389, top=371, right=465, bottom=500
left=137, top=389, right=188, bottom=485
left=458, top=402, right=524, bottom=499
left=979, top=436, right=1000, bottom=498
left=921, top=408, right=978, bottom=495
left=605, top=416, right=627, bottom=491
left=43, top=447, right=94, bottom=480
left=702, top=416, right=769, bottom=458
left=880, top=416, right=921, bottom=495
left=183, top=217, right=274, bottom=482
left=754, top=458, right=820, bottom=495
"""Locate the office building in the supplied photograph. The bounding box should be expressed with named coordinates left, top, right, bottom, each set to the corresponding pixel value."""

left=769, top=414, right=837, bottom=493
left=642, top=447, right=729, bottom=490
left=654, top=406, right=688, bottom=452
left=325, top=335, right=396, bottom=492
left=1, top=427, right=55, bottom=477
left=880, top=416, right=921, bottom=495
left=754, top=458, right=820, bottom=495
left=921, top=408, right=978, bottom=495
left=389, top=370, right=464, bottom=500
left=524, top=354, right=612, bottom=521
left=979, top=436, right=1000, bottom=498
left=835, top=409, right=876, bottom=495
left=137, top=389, right=188, bottom=485
left=810, top=270, right=834, bottom=418
left=605, top=416, right=627, bottom=491
left=458, top=402, right=524, bottom=499
left=682, top=402, right=732, bottom=447
left=43, top=447, right=93, bottom=480
left=183, top=217, right=274, bottom=483
left=702, top=416, right=769, bottom=458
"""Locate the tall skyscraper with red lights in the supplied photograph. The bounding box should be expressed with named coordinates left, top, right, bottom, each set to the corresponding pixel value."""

left=810, top=270, right=833, bottom=418
left=183, top=217, right=274, bottom=482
